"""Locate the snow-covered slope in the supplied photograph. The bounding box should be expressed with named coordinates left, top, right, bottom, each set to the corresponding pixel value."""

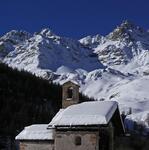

left=125, top=111, right=149, bottom=135
left=0, top=30, right=30, bottom=60
left=79, top=34, right=105, bottom=49
left=80, top=20, right=149, bottom=72
left=1, top=21, right=149, bottom=133
left=3, top=28, right=104, bottom=75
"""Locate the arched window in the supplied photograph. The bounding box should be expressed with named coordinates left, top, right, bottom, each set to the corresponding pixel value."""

left=67, top=87, right=73, bottom=99
left=75, top=136, right=81, bottom=146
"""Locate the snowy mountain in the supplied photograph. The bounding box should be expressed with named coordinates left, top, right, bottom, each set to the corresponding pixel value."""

left=1, top=21, right=149, bottom=132
left=80, top=21, right=149, bottom=72
left=0, top=30, right=31, bottom=60
left=1, top=28, right=104, bottom=78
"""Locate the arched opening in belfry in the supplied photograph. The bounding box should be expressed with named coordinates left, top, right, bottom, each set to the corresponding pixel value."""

left=67, top=87, right=73, bottom=99
left=75, top=136, right=82, bottom=146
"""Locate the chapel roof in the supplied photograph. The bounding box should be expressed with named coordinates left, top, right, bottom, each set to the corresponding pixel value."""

left=15, top=124, right=54, bottom=140
left=48, top=101, right=121, bottom=127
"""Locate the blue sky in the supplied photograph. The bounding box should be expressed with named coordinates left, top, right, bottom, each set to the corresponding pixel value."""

left=0, top=0, right=149, bottom=38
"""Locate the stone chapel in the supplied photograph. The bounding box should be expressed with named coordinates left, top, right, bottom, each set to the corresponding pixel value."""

left=16, top=81, right=125, bottom=150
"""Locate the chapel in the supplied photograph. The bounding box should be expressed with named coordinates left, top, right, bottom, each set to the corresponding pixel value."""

left=16, top=81, right=125, bottom=150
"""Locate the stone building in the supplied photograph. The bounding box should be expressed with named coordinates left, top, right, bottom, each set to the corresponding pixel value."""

left=16, top=81, right=125, bottom=150
left=15, top=124, right=54, bottom=150
left=62, top=81, right=80, bottom=108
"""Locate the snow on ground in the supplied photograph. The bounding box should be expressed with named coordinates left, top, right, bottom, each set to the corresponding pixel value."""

left=1, top=21, right=149, bottom=133
left=125, top=111, right=149, bottom=135
left=53, top=68, right=149, bottom=115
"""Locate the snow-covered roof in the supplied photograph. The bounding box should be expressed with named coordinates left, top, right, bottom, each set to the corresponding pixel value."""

left=15, top=124, right=54, bottom=140
left=48, top=101, right=118, bottom=127
left=62, top=80, right=80, bottom=87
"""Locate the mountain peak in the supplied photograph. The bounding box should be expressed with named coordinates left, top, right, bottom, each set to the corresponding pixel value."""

left=107, top=20, right=145, bottom=41
left=1, top=30, right=31, bottom=43
left=39, top=28, right=57, bottom=37
left=120, top=20, right=137, bottom=29
left=1, top=24, right=149, bottom=132
left=79, top=34, right=104, bottom=48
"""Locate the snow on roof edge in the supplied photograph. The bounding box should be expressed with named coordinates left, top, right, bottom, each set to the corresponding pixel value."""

left=15, top=124, right=54, bottom=140
left=48, top=101, right=119, bottom=127
left=62, top=80, right=80, bottom=86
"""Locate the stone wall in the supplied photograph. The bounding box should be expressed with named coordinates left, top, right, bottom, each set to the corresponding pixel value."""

left=62, top=82, right=79, bottom=108
left=55, top=131, right=99, bottom=150
left=19, top=141, right=54, bottom=150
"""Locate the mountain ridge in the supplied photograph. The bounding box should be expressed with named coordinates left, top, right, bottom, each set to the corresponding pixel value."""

left=1, top=21, right=149, bottom=132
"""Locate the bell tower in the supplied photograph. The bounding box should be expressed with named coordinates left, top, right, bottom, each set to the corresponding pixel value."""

left=62, top=81, right=80, bottom=108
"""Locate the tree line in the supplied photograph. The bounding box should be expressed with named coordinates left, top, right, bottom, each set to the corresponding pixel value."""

left=0, top=63, right=92, bottom=149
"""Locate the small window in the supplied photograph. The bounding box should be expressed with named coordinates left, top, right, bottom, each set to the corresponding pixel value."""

left=67, top=87, right=73, bottom=99
left=75, top=136, right=81, bottom=146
